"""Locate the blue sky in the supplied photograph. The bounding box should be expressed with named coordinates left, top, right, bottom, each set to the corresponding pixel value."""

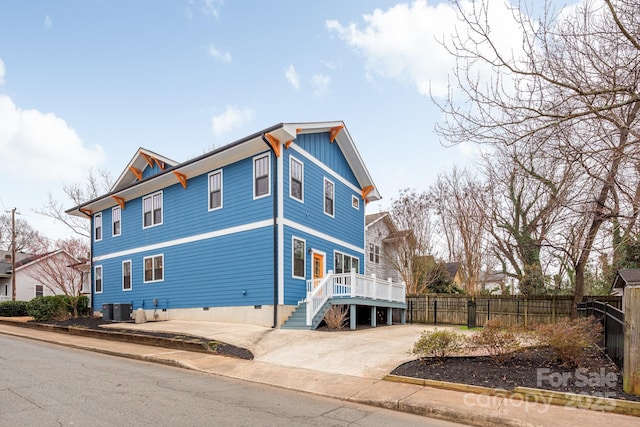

left=0, top=0, right=536, bottom=239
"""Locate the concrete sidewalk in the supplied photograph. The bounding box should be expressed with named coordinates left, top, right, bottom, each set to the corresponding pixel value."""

left=0, top=321, right=637, bottom=427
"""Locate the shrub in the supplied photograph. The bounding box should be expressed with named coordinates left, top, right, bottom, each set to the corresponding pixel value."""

left=412, top=329, right=467, bottom=360
left=0, top=300, right=29, bottom=317
left=27, top=296, right=68, bottom=321
left=323, top=305, right=349, bottom=330
left=535, top=317, right=603, bottom=367
left=471, top=318, right=521, bottom=364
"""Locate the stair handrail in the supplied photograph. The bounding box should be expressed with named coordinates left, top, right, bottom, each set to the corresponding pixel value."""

left=305, top=271, right=334, bottom=326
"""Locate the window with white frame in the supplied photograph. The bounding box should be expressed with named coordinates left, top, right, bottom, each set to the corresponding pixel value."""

left=290, top=157, right=303, bottom=202
left=334, top=252, right=359, bottom=274
left=143, top=191, right=163, bottom=228
left=352, top=195, right=360, bottom=210
left=112, top=206, right=121, bottom=236
left=35, top=285, right=44, bottom=298
left=144, top=254, right=163, bottom=283
left=209, top=170, right=223, bottom=210
left=324, top=178, right=334, bottom=217
left=292, top=237, right=305, bottom=279
left=122, top=260, right=132, bottom=291
left=254, top=155, right=270, bottom=198
left=369, top=243, right=380, bottom=264
left=95, top=266, right=103, bottom=293
left=94, top=213, right=102, bottom=241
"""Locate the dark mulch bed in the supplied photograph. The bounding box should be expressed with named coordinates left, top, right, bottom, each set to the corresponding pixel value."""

left=392, top=346, right=640, bottom=402
left=35, top=317, right=253, bottom=360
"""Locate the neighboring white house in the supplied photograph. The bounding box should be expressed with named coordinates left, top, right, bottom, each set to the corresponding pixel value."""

left=365, top=212, right=402, bottom=283
left=0, top=250, right=90, bottom=302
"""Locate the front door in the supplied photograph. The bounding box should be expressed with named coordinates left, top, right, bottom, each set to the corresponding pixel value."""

left=312, top=253, right=324, bottom=288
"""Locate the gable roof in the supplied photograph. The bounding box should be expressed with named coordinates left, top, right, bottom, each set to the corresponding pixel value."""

left=111, top=148, right=178, bottom=193
left=612, top=269, right=640, bottom=289
left=445, top=262, right=461, bottom=279
left=66, top=121, right=381, bottom=217
left=366, top=212, right=388, bottom=227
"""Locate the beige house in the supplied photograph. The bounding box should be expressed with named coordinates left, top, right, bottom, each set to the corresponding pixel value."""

left=365, top=212, right=402, bottom=283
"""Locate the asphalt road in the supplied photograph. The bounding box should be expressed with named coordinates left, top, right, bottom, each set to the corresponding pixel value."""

left=0, top=335, right=467, bottom=427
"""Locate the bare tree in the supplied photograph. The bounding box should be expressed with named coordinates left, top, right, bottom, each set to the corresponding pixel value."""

left=0, top=214, right=48, bottom=253
left=435, top=0, right=640, bottom=310
left=431, top=168, right=491, bottom=296
left=24, top=238, right=89, bottom=318
left=386, top=189, right=437, bottom=294
left=38, top=168, right=113, bottom=238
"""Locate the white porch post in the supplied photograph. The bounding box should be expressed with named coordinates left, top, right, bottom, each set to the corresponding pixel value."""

left=350, top=269, right=356, bottom=297
left=387, top=307, right=392, bottom=325
left=350, top=304, right=356, bottom=330
left=371, top=306, right=377, bottom=327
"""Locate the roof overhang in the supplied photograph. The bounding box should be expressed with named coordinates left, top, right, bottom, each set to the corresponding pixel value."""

left=66, top=121, right=381, bottom=217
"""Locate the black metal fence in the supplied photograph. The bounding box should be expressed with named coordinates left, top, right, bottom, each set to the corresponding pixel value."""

left=577, top=301, right=624, bottom=369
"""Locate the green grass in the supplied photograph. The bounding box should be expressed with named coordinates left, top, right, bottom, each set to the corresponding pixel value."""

left=458, top=326, right=481, bottom=331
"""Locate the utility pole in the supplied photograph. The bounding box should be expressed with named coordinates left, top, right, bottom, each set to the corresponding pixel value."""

left=3, top=208, right=21, bottom=301
left=11, top=208, right=16, bottom=301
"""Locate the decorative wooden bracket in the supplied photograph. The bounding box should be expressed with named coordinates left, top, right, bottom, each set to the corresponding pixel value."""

left=264, top=133, right=281, bottom=157
left=361, top=186, right=374, bottom=203
left=154, top=157, right=166, bottom=170
left=111, top=196, right=125, bottom=209
left=329, top=125, right=344, bottom=143
left=141, top=152, right=154, bottom=167
left=129, top=166, right=143, bottom=180
left=79, top=208, right=93, bottom=217
left=296, top=128, right=302, bottom=134
left=172, top=171, right=187, bottom=189
left=284, top=140, right=293, bottom=149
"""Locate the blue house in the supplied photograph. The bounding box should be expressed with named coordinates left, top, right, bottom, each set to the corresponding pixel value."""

left=67, top=121, right=406, bottom=328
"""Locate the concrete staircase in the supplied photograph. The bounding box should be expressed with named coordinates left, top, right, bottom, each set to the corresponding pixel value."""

left=281, top=301, right=331, bottom=330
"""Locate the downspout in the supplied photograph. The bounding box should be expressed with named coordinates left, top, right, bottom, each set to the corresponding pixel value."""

left=79, top=209, right=94, bottom=314
left=261, top=134, right=279, bottom=328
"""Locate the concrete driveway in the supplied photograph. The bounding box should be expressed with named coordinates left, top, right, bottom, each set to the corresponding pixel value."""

left=104, top=321, right=466, bottom=378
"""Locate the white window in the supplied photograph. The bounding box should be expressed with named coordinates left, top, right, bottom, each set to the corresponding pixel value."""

left=35, top=285, right=44, bottom=298
left=112, top=206, right=121, bottom=237
left=324, top=178, right=334, bottom=217
left=144, top=254, right=164, bottom=283
left=352, top=195, right=360, bottom=210
left=334, top=252, right=359, bottom=274
left=143, top=191, right=163, bottom=228
left=209, top=170, right=223, bottom=210
left=95, top=266, right=103, bottom=294
left=292, top=237, right=305, bottom=279
left=369, top=243, right=380, bottom=264
left=253, top=154, right=270, bottom=198
left=94, top=213, right=102, bottom=241
left=290, top=157, right=303, bottom=202
left=122, top=260, right=132, bottom=291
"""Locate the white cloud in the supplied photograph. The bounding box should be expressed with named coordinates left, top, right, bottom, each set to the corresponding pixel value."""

left=311, top=74, right=330, bottom=98
left=201, top=0, right=224, bottom=19
left=44, top=15, right=52, bottom=29
left=327, top=0, right=530, bottom=98
left=285, top=65, right=300, bottom=90
left=208, top=45, right=231, bottom=63
left=0, top=94, right=105, bottom=182
left=211, top=105, right=254, bottom=137
left=0, top=58, right=5, bottom=84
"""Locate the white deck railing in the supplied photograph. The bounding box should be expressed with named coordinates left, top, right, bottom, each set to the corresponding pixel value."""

left=305, top=270, right=406, bottom=326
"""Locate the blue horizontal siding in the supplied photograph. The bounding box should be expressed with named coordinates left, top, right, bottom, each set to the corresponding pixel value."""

left=92, top=226, right=275, bottom=310
left=295, top=132, right=359, bottom=187
left=93, top=152, right=274, bottom=257
left=142, top=163, right=163, bottom=180
left=282, top=225, right=364, bottom=305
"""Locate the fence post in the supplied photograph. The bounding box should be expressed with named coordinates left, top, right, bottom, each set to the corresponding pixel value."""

left=487, top=299, right=491, bottom=322
left=516, top=299, right=520, bottom=326
left=624, top=287, right=640, bottom=395
left=524, top=298, right=529, bottom=327
left=467, top=299, right=476, bottom=329
left=434, top=300, right=438, bottom=325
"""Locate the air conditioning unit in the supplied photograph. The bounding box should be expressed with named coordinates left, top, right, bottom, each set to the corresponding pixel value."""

left=112, top=303, right=132, bottom=322
left=102, top=303, right=114, bottom=321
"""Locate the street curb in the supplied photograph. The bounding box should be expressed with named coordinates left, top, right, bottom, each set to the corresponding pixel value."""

left=384, top=374, right=640, bottom=417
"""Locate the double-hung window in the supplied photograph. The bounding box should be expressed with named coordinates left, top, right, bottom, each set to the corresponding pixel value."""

left=209, top=170, right=223, bottom=210
left=293, top=237, right=305, bottom=279
left=290, top=157, right=303, bottom=202
left=254, top=155, right=270, bottom=198
left=94, top=266, right=103, bottom=293
left=35, top=285, right=44, bottom=298
left=324, top=178, right=334, bottom=217
left=112, top=206, right=121, bottom=236
left=143, top=191, right=163, bottom=228
left=122, top=260, right=132, bottom=291
left=144, top=255, right=163, bottom=283
left=94, top=213, right=102, bottom=241
left=369, top=243, right=380, bottom=264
